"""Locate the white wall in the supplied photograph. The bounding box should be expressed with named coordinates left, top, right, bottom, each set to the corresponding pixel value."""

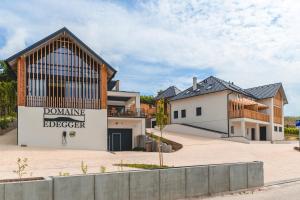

left=18, top=106, right=108, bottom=150
left=162, top=124, right=224, bottom=138
left=108, top=117, right=145, bottom=147
left=258, top=98, right=284, bottom=141
left=170, top=91, right=229, bottom=133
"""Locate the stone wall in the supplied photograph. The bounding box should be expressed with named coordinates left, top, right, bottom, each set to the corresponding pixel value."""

left=0, top=161, right=264, bottom=200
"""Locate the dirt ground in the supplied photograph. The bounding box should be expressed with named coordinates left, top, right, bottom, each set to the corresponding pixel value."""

left=0, top=128, right=300, bottom=183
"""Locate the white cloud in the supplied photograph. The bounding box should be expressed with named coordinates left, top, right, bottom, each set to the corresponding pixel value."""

left=0, top=0, right=299, bottom=115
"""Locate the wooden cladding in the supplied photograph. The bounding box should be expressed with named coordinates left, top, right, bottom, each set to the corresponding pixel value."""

left=229, top=101, right=270, bottom=122
left=100, top=64, right=107, bottom=109
left=17, top=57, right=26, bottom=106
left=274, top=91, right=283, bottom=108
left=22, top=34, right=106, bottom=109
left=273, top=106, right=283, bottom=124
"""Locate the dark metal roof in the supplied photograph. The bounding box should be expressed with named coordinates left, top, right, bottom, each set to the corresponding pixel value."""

left=170, top=76, right=288, bottom=104
left=245, top=83, right=288, bottom=104
left=154, top=86, right=181, bottom=100
left=170, top=76, right=254, bottom=101
left=5, top=27, right=117, bottom=80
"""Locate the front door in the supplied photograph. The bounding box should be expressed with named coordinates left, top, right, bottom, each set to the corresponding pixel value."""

left=260, top=126, right=267, bottom=141
left=251, top=128, right=255, bottom=140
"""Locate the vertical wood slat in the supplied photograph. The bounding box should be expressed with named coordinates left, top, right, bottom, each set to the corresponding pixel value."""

left=100, top=63, right=107, bottom=109
left=21, top=35, right=106, bottom=109
left=17, top=57, right=26, bottom=106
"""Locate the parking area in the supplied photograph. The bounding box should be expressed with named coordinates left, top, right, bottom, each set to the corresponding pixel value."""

left=0, top=128, right=300, bottom=183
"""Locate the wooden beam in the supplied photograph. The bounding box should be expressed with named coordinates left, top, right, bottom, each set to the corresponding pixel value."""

left=100, top=63, right=107, bottom=109
left=17, top=56, right=26, bottom=106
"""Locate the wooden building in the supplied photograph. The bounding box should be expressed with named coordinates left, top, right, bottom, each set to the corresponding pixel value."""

left=6, top=27, right=145, bottom=150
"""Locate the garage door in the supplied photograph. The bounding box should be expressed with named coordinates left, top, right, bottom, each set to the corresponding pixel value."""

left=108, top=129, right=132, bottom=151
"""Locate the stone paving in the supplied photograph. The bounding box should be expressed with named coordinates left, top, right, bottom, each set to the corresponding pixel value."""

left=0, top=128, right=299, bottom=183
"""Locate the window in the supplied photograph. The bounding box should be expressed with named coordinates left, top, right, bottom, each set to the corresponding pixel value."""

left=274, top=126, right=278, bottom=132
left=181, top=109, right=186, bottom=118
left=231, top=126, right=234, bottom=134
left=174, top=111, right=178, bottom=119
left=279, top=127, right=282, bottom=132
left=196, top=107, right=202, bottom=116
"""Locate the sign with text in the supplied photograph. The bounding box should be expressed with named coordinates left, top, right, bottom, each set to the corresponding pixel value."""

left=43, top=108, right=85, bottom=128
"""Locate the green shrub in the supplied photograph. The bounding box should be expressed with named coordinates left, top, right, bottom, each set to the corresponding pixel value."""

left=285, top=127, right=299, bottom=135
left=113, top=163, right=168, bottom=170
left=132, top=147, right=146, bottom=151
left=0, top=118, right=9, bottom=129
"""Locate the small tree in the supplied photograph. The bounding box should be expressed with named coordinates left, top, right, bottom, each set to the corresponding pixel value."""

left=81, top=161, right=88, bottom=174
left=13, top=158, right=28, bottom=179
left=156, top=99, right=168, bottom=167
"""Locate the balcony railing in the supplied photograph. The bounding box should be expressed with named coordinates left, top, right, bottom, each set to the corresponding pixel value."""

left=230, top=109, right=270, bottom=122
left=26, top=96, right=100, bottom=109
left=108, top=108, right=146, bottom=118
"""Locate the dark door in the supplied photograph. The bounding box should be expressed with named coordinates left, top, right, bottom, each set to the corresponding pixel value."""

left=108, top=129, right=132, bottom=151
left=260, top=126, right=267, bottom=141
left=112, top=133, right=121, bottom=151
left=251, top=128, right=255, bottom=140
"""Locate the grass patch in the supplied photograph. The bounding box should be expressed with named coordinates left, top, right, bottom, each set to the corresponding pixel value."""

left=146, top=132, right=183, bottom=151
left=114, top=163, right=169, bottom=170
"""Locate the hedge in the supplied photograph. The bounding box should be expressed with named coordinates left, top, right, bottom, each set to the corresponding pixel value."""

left=285, top=127, right=299, bottom=135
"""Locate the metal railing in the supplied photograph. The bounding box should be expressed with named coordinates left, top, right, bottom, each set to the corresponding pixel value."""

left=108, top=108, right=146, bottom=118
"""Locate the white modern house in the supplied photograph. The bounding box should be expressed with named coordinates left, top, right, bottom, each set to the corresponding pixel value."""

left=169, top=76, right=287, bottom=141
left=5, top=27, right=145, bottom=151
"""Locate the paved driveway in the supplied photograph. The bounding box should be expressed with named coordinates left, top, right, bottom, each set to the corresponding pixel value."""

left=202, top=181, right=300, bottom=200
left=0, top=128, right=299, bottom=183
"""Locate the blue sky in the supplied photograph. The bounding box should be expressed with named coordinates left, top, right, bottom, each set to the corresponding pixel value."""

left=0, top=0, right=299, bottom=116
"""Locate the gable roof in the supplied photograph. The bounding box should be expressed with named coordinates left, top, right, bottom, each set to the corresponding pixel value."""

left=245, top=83, right=288, bottom=104
left=170, top=76, right=254, bottom=101
left=170, top=76, right=288, bottom=104
left=5, top=27, right=117, bottom=80
left=155, top=86, right=181, bottom=100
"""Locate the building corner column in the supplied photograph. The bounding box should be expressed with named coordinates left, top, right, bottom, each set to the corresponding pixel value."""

left=241, top=119, right=246, bottom=137
left=255, top=123, right=260, bottom=141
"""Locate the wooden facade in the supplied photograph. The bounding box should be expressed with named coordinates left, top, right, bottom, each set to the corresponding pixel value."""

left=16, top=33, right=109, bottom=109
left=229, top=100, right=270, bottom=122
left=273, top=91, right=283, bottom=124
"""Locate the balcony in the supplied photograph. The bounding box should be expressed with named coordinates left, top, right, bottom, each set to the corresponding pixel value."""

left=230, top=109, right=270, bottom=122
left=108, top=108, right=145, bottom=118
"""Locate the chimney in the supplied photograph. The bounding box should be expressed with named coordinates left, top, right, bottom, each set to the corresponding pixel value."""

left=115, top=80, right=120, bottom=91
left=193, top=77, right=197, bottom=91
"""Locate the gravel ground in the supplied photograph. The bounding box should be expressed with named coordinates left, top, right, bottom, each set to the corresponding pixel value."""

left=0, top=128, right=299, bottom=183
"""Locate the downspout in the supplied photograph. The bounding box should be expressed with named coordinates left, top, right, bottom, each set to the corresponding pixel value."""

left=227, top=91, right=234, bottom=137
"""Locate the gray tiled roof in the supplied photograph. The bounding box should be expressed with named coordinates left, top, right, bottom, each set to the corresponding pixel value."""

left=155, top=86, right=181, bottom=100
left=170, top=76, right=254, bottom=101
left=245, top=83, right=288, bottom=104
left=170, top=76, right=288, bottom=104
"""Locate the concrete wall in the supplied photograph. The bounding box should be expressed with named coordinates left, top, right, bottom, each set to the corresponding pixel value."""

left=0, top=161, right=264, bottom=200
left=108, top=117, right=145, bottom=147
left=1, top=179, right=52, bottom=200
left=170, top=91, right=229, bottom=133
left=18, top=107, right=108, bottom=150
left=163, top=124, right=224, bottom=139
